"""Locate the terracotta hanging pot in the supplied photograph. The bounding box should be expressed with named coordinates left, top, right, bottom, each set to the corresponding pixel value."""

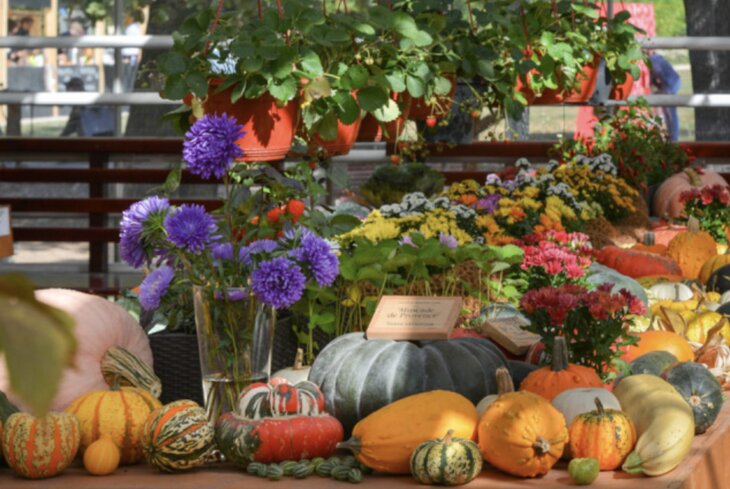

left=516, top=59, right=600, bottom=105
left=202, top=79, right=300, bottom=162
left=356, top=92, right=410, bottom=142
left=408, top=74, right=458, bottom=120
left=609, top=74, right=634, bottom=100
left=310, top=117, right=362, bottom=157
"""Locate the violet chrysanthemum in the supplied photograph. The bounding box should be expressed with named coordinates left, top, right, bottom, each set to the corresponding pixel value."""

left=239, top=239, right=279, bottom=265
left=182, top=113, right=245, bottom=180
left=211, top=242, right=234, bottom=261
left=439, top=233, right=458, bottom=249
left=164, top=204, right=217, bottom=254
left=289, top=233, right=339, bottom=287
left=139, top=265, right=174, bottom=310
left=119, top=196, right=170, bottom=268
left=250, top=257, right=306, bottom=309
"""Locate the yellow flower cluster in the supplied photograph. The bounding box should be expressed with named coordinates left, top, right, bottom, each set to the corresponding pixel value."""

left=338, top=209, right=472, bottom=245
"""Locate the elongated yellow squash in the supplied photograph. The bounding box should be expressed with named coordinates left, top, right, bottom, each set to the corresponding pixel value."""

left=614, top=374, right=695, bottom=476
left=337, top=390, right=478, bottom=474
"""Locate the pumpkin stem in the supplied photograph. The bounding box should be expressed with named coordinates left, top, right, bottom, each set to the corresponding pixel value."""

left=594, top=397, right=605, bottom=415
left=643, top=231, right=655, bottom=246
left=293, top=348, right=305, bottom=370
left=551, top=337, right=570, bottom=372
left=495, top=367, right=515, bottom=395
left=442, top=429, right=454, bottom=445
left=336, top=437, right=361, bottom=455
left=687, top=216, right=701, bottom=233
left=532, top=436, right=551, bottom=455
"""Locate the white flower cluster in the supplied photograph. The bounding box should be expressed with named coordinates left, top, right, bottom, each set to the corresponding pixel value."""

left=576, top=153, right=618, bottom=177
left=380, top=192, right=434, bottom=217
left=546, top=182, right=583, bottom=211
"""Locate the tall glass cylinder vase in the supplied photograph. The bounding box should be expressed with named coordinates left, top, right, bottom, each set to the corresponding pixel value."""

left=192, top=286, right=275, bottom=421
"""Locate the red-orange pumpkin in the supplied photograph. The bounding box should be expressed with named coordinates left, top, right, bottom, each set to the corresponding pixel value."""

left=596, top=246, right=682, bottom=279
left=653, top=168, right=728, bottom=219
left=568, top=398, right=636, bottom=470
left=619, top=331, right=695, bottom=363
left=520, top=337, right=604, bottom=401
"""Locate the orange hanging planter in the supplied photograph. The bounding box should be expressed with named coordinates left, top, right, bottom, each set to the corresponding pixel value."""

left=202, top=79, right=300, bottom=162
left=516, top=59, right=600, bottom=105
left=609, top=73, right=635, bottom=100
left=407, top=74, right=458, bottom=120
left=310, top=117, right=362, bottom=157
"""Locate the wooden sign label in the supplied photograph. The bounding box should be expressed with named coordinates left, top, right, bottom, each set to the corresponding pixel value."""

left=367, top=296, right=462, bottom=340
left=481, top=316, right=539, bottom=355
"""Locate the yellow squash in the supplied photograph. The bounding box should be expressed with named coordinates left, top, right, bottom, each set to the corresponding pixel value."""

left=338, top=390, right=478, bottom=474
left=614, top=374, right=694, bottom=476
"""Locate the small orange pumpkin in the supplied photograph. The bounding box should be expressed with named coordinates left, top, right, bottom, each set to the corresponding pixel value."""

left=568, top=397, right=636, bottom=470
left=520, top=337, right=604, bottom=401
left=83, top=435, right=120, bottom=476
left=666, top=218, right=718, bottom=280
left=478, top=391, right=568, bottom=478
left=620, top=330, right=695, bottom=363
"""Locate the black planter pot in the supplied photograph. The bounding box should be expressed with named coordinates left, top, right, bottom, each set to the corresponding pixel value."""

left=149, top=332, right=204, bottom=405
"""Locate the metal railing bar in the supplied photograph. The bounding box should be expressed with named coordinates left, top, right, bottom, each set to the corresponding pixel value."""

left=639, top=37, right=730, bottom=50
left=0, top=92, right=178, bottom=105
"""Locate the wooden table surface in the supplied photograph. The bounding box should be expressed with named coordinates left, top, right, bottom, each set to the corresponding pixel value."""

left=2, top=401, right=729, bottom=489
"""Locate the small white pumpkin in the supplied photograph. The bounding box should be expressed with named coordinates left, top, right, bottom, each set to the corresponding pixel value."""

left=648, top=282, right=694, bottom=302
left=551, top=388, right=622, bottom=427
left=721, top=290, right=730, bottom=304
left=271, top=348, right=310, bottom=385
left=476, top=367, right=514, bottom=418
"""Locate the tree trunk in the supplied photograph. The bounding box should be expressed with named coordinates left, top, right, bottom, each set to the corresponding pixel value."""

left=683, top=0, right=730, bottom=140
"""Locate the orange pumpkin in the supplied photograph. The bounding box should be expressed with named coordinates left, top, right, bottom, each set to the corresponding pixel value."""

left=647, top=223, right=687, bottom=247
left=653, top=168, right=728, bottom=219
left=568, top=398, right=636, bottom=470
left=666, top=219, right=717, bottom=280
left=596, top=246, right=682, bottom=279
left=478, top=391, right=568, bottom=477
left=620, top=331, right=695, bottom=363
left=520, top=337, right=604, bottom=401
left=632, top=232, right=667, bottom=255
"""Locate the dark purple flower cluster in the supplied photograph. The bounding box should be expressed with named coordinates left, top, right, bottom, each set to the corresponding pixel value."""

left=119, top=196, right=170, bottom=268
left=164, top=204, right=217, bottom=255
left=182, top=113, right=245, bottom=180
left=250, top=256, right=306, bottom=309
left=139, top=265, right=174, bottom=310
left=289, top=232, right=339, bottom=287
left=239, top=239, right=279, bottom=265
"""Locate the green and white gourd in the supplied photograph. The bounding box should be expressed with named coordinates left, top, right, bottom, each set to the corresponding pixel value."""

left=410, top=430, right=482, bottom=486
left=100, top=346, right=162, bottom=398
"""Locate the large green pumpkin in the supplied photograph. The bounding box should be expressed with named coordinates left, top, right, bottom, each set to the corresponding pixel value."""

left=308, top=333, right=511, bottom=434
left=663, top=362, right=723, bottom=434
left=586, top=263, right=649, bottom=307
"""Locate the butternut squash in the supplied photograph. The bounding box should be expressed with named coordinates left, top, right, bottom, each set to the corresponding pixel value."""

left=337, top=390, right=477, bottom=474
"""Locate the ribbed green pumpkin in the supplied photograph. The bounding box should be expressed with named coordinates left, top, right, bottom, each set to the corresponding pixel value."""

left=629, top=351, right=678, bottom=377
left=141, top=400, right=214, bottom=472
left=410, top=430, right=482, bottom=486
left=100, top=346, right=162, bottom=398
left=308, top=333, right=510, bottom=434
left=663, top=362, right=723, bottom=434
left=2, top=412, right=80, bottom=479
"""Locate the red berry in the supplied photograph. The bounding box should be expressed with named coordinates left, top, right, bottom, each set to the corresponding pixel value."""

left=390, top=155, right=401, bottom=165
left=470, top=109, right=481, bottom=119
left=425, top=115, right=437, bottom=128
left=308, top=160, right=317, bottom=170
left=286, top=199, right=306, bottom=222
left=266, top=207, right=284, bottom=224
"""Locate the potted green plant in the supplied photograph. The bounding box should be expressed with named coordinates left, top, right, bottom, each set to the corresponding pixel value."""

left=602, top=10, right=645, bottom=99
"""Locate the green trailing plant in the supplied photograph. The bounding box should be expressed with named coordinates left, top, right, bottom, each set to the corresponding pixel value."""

left=359, top=163, right=445, bottom=207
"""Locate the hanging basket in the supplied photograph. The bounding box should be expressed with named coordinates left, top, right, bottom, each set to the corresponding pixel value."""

left=407, top=74, right=458, bottom=120
left=356, top=92, right=411, bottom=142
left=202, top=79, right=300, bottom=162
left=609, top=74, right=635, bottom=100
left=516, top=59, right=600, bottom=105
left=310, top=117, right=362, bottom=157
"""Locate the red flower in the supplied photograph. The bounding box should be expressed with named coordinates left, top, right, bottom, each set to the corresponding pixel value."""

left=700, top=186, right=714, bottom=206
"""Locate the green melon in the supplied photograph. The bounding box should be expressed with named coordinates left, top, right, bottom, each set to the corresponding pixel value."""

left=663, top=362, right=723, bottom=434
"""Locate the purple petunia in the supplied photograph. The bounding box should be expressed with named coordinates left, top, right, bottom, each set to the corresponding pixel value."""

left=182, top=113, right=245, bottom=180
left=164, top=204, right=217, bottom=254
left=119, top=196, right=170, bottom=268
left=239, top=239, right=279, bottom=265
left=399, top=235, right=417, bottom=247
left=289, top=233, right=339, bottom=287
left=211, top=242, right=234, bottom=261
left=476, top=194, right=501, bottom=214
left=250, top=257, right=306, bottom=309
left=139, top=265, right=174, bottom=310
left=439, top=233, right=458, bottom=249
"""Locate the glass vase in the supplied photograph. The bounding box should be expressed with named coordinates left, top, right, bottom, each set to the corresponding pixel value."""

left=192, top=285, right=275, bottom=421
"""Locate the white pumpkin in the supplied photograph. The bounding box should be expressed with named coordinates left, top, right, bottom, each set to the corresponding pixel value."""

left=0, top=288, right=153, bottom=411
left=721, top=290, right=730, bottom=304
left=271, top=348, right=310, bottom=385
left=476, top=367, right=514, bottom=417
left=551, top=388, right=622, bottom=427
left=648, top=282, right=694, bottom=302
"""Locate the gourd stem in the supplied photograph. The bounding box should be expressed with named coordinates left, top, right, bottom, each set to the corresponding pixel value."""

left=552, top=337, right=569, bottom=372
left=293, top=348, right=304, bottom=370
left=687, top=216, right=700, bottom=233
left=594, top=397, right=605, bottom=415
left=442, top=429, right=454, bottom=445
left=336, top=437, right=361, bottom=455
left=495, top=367, right=515, bottom=394
left=532, top=436, right=550, bottom=455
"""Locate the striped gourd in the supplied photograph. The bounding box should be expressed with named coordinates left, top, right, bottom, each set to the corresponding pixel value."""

left=101, top=346, right=162, bottom=398
left=142, top=400, right=215, bottom=472
left=409, top=430, right=482, bottom=486
left=2, top=412, right=80, bottom=479
left=238, top=379, right=325, bottom=419
left=66, top=386, right=162, bottom=465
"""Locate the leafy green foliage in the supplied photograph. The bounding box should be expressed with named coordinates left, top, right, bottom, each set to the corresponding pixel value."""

left=360, top=163, right=445, bottom=207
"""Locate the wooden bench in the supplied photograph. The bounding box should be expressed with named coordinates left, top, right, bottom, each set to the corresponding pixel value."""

left=0, top=137, right=219, bottom=295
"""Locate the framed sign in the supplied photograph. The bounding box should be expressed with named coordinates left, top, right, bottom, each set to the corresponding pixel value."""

left=366, top=296, right=462, bottom=340
left=0, top=206, right=13, bottom=259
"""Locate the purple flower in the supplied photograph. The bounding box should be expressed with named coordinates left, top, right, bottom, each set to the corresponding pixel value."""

left=400, top=235, right=417, bottom=247
left=485, top=174, right=502, bottom=186
left=289, top=233, right=339, bottom=287
left=119, top=196, right=170, bottom=268
left=476, top=194, right=501, bottom=214
left=211, top=242, right=234, bottom=261
left=182, top=113, right=245, bottom=180
left=239, top=239, right=279, bottom=265
left=163, top=204, right=217, bottom=254
left=139, top=265, right=174, bottom=310
left=251, top=257, right=306, bottom=309
left=214, top=288, right=248, bottom=302
left=439, top=233, right=458, bottom=249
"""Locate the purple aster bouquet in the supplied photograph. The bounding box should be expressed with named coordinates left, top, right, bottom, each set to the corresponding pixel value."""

left=119, top=113, right=339, bottom=418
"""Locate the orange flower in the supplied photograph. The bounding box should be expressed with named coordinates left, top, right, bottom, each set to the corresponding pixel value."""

left=460, top=194, right=478, bottom=206
left=510, top=207, right=526, bottom=220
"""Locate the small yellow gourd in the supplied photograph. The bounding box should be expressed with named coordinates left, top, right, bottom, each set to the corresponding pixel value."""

left=83, top=435, right=121, bottom=476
